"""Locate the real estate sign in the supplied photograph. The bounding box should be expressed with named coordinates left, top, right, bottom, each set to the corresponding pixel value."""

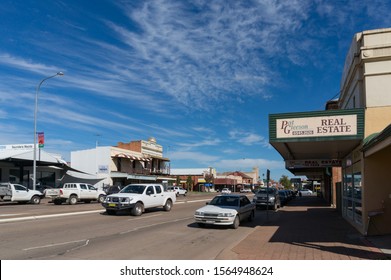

left=276, top=115, right=357, bottom=139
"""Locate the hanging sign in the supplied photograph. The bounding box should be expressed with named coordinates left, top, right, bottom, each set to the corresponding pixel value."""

left=38, top=132, right=44, bottom=148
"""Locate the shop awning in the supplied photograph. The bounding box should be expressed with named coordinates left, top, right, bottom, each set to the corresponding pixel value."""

left=0, top=149, right=67, bottom=165
left=269, top=109, right=365, bottom=178
left=362, top=124, right=391, bottom=157
left=127, top=174, right=157, bottom=181
left=112, top=153, right=151, bottom=161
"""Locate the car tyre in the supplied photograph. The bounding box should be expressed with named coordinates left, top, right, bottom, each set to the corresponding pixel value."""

left=163, top=199, right=173, bottom=211
left=248, top=210, right=255, bottom=222
left=30, top=195, right=41, bottom=204
left=232, top=215, right=240, bottom=229
left=131, top=202, right=143, bottom=216
left=106, top=209, right=116, bottom=215
left=53, top=199, right=62, bottom=205
left=98, top=195, right=105, bottom=203
left=69, top=195, right=78, bottom=205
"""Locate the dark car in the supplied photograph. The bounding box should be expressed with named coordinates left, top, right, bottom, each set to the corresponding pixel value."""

left=103, top=185, right=122, bottom=195
left=278, top=190, right=289, bottom=206
left=253, top=187, right=281, bottom=210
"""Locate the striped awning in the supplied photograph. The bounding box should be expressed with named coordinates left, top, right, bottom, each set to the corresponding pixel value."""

left=113, top=153, right=151, bottom=161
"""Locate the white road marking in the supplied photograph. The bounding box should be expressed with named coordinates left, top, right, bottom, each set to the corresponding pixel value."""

left=0, top=197, right=211, bottom=223
left=128, top=213, right=162, bottom=221
left=23, top=239, right=89, bottom=251
left=0, top=210, right=104, bottom=223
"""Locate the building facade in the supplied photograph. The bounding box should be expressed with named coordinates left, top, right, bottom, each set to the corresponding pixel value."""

left=269, top=28, right=391, bottom=236
left=71, top=137, right=171, bottom=188
left=0, top=143, right=68, bottom=188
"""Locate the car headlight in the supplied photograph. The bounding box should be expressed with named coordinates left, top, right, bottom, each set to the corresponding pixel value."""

left=195, top=211, right=204, bottom=216
left=218, top=212, right=235, bottom=217
left=269, top=197, right=275, bottom=202
left=120, top=197, right=133, bottom=203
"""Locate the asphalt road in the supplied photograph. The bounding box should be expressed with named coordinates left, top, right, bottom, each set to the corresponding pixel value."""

left=0, top=193, right=260, bottom=260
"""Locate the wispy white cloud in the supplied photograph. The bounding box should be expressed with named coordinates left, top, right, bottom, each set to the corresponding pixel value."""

left=229, top=130, right=269, bottom=146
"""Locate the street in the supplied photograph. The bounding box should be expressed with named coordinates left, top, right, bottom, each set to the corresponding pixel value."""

left=0, top=193, right=260, bottom=260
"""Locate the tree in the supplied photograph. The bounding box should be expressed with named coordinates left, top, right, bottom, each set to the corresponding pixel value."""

left=279, top=175, right=291, bottom=189
left=186, top=176, right=193, bottom=191
left=175, top=176, right=181, bottom=187
left=204, top=172, right=214, bottom=192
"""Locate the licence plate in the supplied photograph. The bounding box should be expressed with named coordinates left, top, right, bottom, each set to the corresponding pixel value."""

left=108, top=203, right=116, bottom=207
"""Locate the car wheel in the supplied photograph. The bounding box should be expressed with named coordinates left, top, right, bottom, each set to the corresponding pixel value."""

left=30, top=195, right=41, bottom=204
left=163, top=199, right=172, bottom=211
left=98, top=195, right=105, bottom=203
left=131, top=202, right=143, bottom=216
left=106, top=209, right=116, bottom=215
left=69, top=195, right=78, bottom=205
left=53, top=199, right=62, bottom=205
left=232, top=215, right=240, bottom=229
left=248, top=210, right=255, bottom=222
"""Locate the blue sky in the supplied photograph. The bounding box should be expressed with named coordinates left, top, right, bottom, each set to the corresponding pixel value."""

left=0, top=0, right=390, bottom=180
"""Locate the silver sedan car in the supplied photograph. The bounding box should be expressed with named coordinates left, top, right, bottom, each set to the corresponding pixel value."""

left=194, top=194, right=255, bottom=229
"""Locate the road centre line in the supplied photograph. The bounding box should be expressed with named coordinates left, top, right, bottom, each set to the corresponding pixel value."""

left=0, top=210, right=103, bottom=223
left=0, top=198, right=211, bottom=224
left=23, top=239, right=89, bottom=251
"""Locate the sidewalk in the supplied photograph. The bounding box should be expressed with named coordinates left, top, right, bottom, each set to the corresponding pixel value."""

left=219, top=195, right=391, bottom=260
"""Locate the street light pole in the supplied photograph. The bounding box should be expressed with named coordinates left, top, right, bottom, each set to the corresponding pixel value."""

left=33, top=72, right=64, bottom=190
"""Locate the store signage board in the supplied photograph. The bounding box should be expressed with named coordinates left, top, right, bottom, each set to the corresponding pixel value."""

left=286, top=159, right=342, bottom=169
left=276, top=115, right=357, bottom=139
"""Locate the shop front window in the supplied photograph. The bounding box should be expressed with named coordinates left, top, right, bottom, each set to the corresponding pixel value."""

left=342, top=160, right=363, bottom=226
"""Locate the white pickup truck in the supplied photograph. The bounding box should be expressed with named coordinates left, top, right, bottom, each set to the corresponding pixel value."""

left=167, top=186, right=187, bottom=196
left=45, top=183, right=106, bottom=205
left=102, top=183, right=176, bottom=216
left=0, top=182, right=43, bottom=204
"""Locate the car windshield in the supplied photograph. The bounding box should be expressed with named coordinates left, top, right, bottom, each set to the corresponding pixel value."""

left=209, top=196, right=239, bottom=207
left=120, top=185, right=146, bottom=194
left=257, top=188, right=276, bottom=194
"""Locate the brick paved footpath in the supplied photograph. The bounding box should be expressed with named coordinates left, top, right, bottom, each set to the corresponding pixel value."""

left=219, top=196, right=387, bottom=260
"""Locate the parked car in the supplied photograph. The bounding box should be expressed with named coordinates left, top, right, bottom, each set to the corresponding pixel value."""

left=221, top=188, right=231, bottom=194
left=0, top=182, right=43, bottom=204
left=240, top=188, right=252, bottom=193
left=167, top=186, right=187, bottom=196
left=45, top=183, right=106, bottom=205
left=194, top=194, right=255, bottom=229
left=253, top=187, right=281, bottom=210
left=278, top=190, right=289, bottom=206
left=299, top=189, right=313, bottom=196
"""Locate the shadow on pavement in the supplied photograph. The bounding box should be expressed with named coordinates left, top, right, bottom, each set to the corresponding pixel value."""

left=238, top=196, right=390, bottom=260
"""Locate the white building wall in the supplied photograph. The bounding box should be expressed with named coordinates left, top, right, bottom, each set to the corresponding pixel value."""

left=71, top=146, right=112, bottom=186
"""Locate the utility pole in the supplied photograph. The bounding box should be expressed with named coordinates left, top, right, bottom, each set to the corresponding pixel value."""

left=266, top=169, right=270, bottom=221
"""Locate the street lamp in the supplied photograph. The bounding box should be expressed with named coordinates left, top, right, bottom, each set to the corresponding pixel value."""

left=32, top=72, right=64, bottom=190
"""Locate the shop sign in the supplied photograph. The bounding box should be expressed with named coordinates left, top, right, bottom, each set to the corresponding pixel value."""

left=98, top=165, right=109, bottom=173
left=276, top=115, right=357, bottom=139
left=0, top=144, right=35, bottom=150
left=286, top=159, right=342, bottom=169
